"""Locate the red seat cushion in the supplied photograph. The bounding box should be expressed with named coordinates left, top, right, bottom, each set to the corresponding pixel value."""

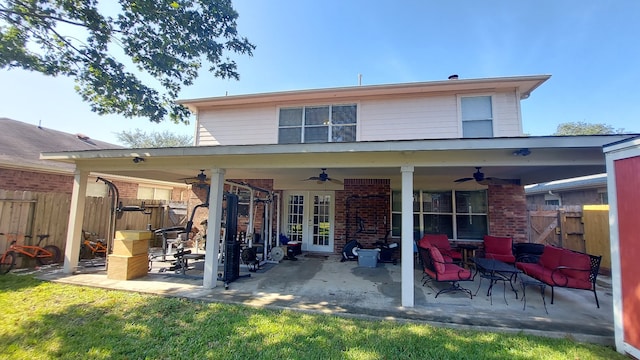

left=485, top=253, right=516, bottom=263
left=438, top=264, right=472, bottom=281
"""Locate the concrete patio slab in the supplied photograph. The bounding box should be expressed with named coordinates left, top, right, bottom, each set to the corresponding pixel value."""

left=33, top=253, right=614, bottom=346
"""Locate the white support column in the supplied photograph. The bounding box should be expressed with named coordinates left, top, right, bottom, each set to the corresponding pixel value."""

left=63, top=169, right=88, bottom=274
left=203, top=168, right=226, bottom=289
left=401, top=165, right=415, bottom=307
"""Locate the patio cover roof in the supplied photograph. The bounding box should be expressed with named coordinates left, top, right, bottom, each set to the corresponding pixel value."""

left=40, top=135, right=637, bottom=187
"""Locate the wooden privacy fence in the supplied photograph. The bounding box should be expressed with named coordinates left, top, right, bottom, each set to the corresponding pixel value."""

left=527, top=204, right=611, bottom=273
left=0, top=189, right=186, bottom=255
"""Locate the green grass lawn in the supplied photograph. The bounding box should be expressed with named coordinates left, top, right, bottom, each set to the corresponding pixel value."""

left=0, top=273, right=623, bottom=359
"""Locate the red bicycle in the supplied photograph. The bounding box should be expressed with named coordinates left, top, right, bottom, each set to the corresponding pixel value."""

left=0, top=233, right=61, bottom=274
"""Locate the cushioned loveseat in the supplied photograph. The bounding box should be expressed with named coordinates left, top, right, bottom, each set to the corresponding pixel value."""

left=515, top=245, right=602, bottom=308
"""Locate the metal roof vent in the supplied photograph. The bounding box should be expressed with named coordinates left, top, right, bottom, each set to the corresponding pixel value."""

left=448, top=74, right=459, bottom=80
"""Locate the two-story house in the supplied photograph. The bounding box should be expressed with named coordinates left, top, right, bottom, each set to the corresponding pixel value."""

left=42, top=74, right=634, bottom=307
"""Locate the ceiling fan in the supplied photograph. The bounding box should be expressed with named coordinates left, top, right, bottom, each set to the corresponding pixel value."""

left=454, top=167, right=519, bottom=185
left=179, top=170, right=209, bottom=187
left=304, top=168, right=343, bottom=184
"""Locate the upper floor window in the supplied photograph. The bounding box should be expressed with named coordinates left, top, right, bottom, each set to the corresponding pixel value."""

left=278, top=104, right=357, bottom=144
left=461, top=96, right=493, bottom=138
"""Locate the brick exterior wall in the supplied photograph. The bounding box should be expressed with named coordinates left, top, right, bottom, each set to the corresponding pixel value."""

left=0, top=168, right=74, bottom=193
left=335, top=179, right=391, bottom=252
left=110, top=180, right=138, bottom=199
left=0, top=169, right=73, bottom=194
left=487, top=183, right=527, bottom=243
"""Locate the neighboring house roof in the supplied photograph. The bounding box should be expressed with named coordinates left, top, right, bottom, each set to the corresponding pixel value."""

left=178, top=74, right=550, bottom=111
left=0, top=117, right=122, bottom=173
left=524, top=173, right=607, bottom=195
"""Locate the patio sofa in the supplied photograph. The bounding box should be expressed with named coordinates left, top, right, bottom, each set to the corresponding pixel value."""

left=515, top=245, right=602, bottom=308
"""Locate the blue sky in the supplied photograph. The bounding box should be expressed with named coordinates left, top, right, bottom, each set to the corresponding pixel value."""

left=1, top=0, right=638, bottom=144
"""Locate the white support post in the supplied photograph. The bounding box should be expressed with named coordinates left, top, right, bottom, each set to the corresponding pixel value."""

left=401, top=165, right=415, bottom=307
left=63, top=169, right=88, bottom=273
left=203, top=168, right=226, bottom=288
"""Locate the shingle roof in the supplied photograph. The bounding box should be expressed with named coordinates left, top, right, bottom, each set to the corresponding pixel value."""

left=0, top=117, right=122, bottom=172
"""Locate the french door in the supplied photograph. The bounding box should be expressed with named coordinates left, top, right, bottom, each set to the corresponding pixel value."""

left=283, top=191, right=334, bottom=252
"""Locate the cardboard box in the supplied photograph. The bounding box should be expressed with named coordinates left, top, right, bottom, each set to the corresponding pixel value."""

left=107, top=254, right=149, bottom=280
left=113, top=238, right=149, bottom=256
left=115, top=230, right=153, bottom=241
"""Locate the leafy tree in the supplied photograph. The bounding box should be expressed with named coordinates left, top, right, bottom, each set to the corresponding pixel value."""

left=116, top=128, right=193, bottom=148
left=553, top=121, right=626, bottom=135
left=0, top=0, right=255, bottom=124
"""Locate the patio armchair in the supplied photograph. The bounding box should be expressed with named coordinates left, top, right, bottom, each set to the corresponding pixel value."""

left=417, top=244, right=474, bottom=299
left=419, top=234, right=463, bottom=263
left=482, top=235, right=516, bottom=263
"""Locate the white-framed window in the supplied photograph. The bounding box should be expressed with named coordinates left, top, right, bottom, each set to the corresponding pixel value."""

left=391, top=189, right=488, bottom=240
left=460, top=95, right=493, bottom=138
left=544, top=193, right=561, bottom=206
left=278, top=104, right=357, bottom=144
left=138, top=186, right=172, bottom=201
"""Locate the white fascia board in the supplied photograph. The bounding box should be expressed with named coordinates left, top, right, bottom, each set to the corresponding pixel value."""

left=604, top=136, right=640, bottom=160
left=41, top=135, right=636, bottom=163
left=177, top=75, right=552, bottom=111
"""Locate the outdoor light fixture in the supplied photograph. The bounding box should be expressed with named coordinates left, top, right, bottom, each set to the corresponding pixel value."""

left=132, top=156, right=145, bottom=163
left=512, top=148, right=531, bottom=157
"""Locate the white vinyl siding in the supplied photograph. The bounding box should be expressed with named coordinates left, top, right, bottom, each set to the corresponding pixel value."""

left=194, top=90, right=523, bottom=145
left=196, top=106, right=277, bottom=146
left=359, top=96, right=459, bottom=141
left=492, top=91, right=523, bottom=136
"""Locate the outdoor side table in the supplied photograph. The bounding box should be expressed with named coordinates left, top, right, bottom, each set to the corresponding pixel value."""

left=456, top=244, right=478, bottom=268
left=520, top=273, right=548, bottom=314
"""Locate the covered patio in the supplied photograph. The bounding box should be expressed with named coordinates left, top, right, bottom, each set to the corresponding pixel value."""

left=41, top=134, right=631, bottom=311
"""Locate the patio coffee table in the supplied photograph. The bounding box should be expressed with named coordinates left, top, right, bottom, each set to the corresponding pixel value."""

left=520, top=273, right=548, bottom=314
left=471, top=257, right=521, bottom=303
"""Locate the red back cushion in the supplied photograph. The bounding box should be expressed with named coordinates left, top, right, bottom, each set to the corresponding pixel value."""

left=539, top=245, right=563, bottom=269
left=426, top=234, right=451, bottom=250
left=417, top=236, right=432, bottom=249
left=483, top=235, right=512, bottom=255
left=429, top=246, right=446, bottom=274
left=560, top=251, right=591, bottom=282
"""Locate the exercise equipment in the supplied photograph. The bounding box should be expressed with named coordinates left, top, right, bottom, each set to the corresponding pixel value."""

left=341, top=239, right=362, bottom=262
left=217, top=193, right=250, bottom=289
